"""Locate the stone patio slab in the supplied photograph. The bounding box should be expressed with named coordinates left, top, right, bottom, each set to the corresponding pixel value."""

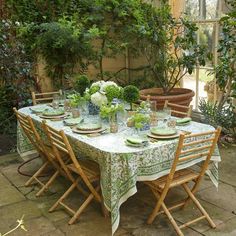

left=204, top=216, right=236, bottom=236
left=0, top=201, right=42, bottom=233
left=197, top=183, right=236, bottom=212
left=9, top=217, right=58, bottom=236
left=219, top=146, right=236, bottom=187
left=172, top=199, right=235, bottom=233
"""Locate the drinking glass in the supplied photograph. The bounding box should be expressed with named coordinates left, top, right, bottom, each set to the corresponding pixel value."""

left=79, top=101, right=89, bottom=117
left=52, top=94, right=60, bottom=109
left=163, top=107, right=171, bottom=119
left=64, top=99, right=71, bottom=112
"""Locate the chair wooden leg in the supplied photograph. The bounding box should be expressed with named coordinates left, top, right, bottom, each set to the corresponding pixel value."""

left=25, top=161, right=49, bottom=187
left=68, top=185, right=100, bottom=225
left=147, top=189, right=164, bottom=224
left=49, top=180, right=78, bottom=212
left=69, top=193, right=94, bottom=225
left=182, top=183, right=216, bottom=228
left=36, top=170, right=59, bottom=197
left=161, top=202, right=184, bottom=236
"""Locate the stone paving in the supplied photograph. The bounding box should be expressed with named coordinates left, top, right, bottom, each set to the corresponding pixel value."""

left=0, top=146, right=236, bottom=236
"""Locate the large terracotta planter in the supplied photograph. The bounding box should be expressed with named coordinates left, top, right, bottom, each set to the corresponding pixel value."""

left=140, top=88, right=195, bottom=109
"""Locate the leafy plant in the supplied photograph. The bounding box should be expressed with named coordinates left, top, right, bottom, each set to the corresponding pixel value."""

left=129, top=113, right=150, bottom=129
left=123, top=85, right=140, bottom=110
left=74, top=74, right=90, bottom=96
left=136, top=1, right=210, bottom=94
left=0, top=19, right=34, bottom=136
left=214, top=0, right=236, bottom=109
left=100, top=103, right=124, bottom=119
left=199, top=99, right=236, bottom=139
left=105, top=85, right=123, bottom=103
left=67, top=93, right=86, bottom=108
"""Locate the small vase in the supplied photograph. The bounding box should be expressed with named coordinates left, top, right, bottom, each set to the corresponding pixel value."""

left=109, top=114, right=118, bottom=133
left=88, top=102, right=100, bottom=115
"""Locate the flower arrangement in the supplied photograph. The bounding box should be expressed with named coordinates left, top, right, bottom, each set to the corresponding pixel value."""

left=85, top=80, right=123, bottom=107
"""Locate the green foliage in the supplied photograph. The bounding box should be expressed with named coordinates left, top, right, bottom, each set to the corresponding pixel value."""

left=123, top=85, right=140, bottom=110
left=100, top=103, right=124, bottom=118
left=67, top=93, right=86, bottom=108
left=199, top=99, right=236, bottom=139
left=74, top=75, right=90, bottom=95
left=0, top=20, right=33, bottom=136
left=129, top=113, right=150, bottom=129
left=214, top=0, right=236, bottom=108
left=136, top=1, right=210, bottom=94
left=89, top=85, right=100, bottom=95
left=33, top=18, right=92, bottom=88
left=105, top=85, right=122, bottom=103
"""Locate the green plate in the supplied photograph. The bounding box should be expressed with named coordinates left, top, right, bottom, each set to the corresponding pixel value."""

left=30, top=106, right=49, bottom=113
left=76, top=123, right=102, bottom=131
left=64, top=117, right=83, bottom=126
left=151, top=127, right=177, bottom=136
left=42, top=109, right=65, bottom=116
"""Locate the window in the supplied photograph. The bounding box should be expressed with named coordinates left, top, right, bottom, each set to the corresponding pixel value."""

left=181, top=0, right=222, bottom=110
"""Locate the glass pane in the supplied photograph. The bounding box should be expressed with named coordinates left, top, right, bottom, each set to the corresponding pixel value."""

left=182, top=69, right=215, bottom=110
left=198, top=24, right=214, bottom=67
left=185, top=0, right=200, bottom=20
left=204, top=0, right=221, bottom=19
left=198, top=68, right=214, bottom=105
left=182, top=70, right=197, bottom=109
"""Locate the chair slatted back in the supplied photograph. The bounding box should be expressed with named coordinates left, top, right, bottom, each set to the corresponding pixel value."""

left=31, top=90, right=62, bottom=106
left=13, top=108, right=45, bottom=154
left=164, top=100, right=192, bottom=118
left=163, top=127, right=221, bottom=192
left=42, top=121, right=101, bottom=200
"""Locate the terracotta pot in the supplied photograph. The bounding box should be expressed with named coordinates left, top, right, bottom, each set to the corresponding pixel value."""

left=140, top=88, right=195, bottom=109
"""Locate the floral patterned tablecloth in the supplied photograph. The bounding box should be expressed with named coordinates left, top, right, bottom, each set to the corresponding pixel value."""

left=17, top=106, right=220, bottom=235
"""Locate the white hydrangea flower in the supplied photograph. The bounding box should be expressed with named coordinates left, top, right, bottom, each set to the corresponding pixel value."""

left=91, top=92, right=108, bottom=107
left=101, top=81, right=118, bottom=92
left=90, top=80, right=104, bottom=89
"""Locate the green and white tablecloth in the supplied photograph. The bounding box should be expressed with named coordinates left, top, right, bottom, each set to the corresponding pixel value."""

left=17, top=106, right=221, bottom=235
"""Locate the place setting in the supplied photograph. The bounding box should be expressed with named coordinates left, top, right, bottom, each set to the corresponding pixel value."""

left=71, top=120, right=108, bottom=137
left=147, top=127, right=181, bottom=140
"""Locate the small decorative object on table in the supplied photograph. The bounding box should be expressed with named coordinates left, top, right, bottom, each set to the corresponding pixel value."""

left=129, top=112, right=151, bottom=133
left=100, top=103, right=124, bottom=133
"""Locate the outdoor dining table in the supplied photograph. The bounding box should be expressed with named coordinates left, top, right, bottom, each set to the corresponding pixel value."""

left=17, top=105, right=221, bottom=235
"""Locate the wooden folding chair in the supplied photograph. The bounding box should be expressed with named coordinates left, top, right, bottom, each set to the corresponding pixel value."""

left=164, top=100, right=193, bottom=118
left=144, top=127, right=221, bottom=236
left=42, top=121, right=102, bottom=224
left=14, top=108, right=63, bottom=197
left=31, top=90, right=62, bottom=105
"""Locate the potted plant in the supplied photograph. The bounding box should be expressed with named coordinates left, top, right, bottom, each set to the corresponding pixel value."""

left=138, top=2, right=209, bottom=108
left=100, top=103, right=124, bottom=133
left=123, top=85, right=140, bottom=111
left=74, top=74, right=90, bottom=96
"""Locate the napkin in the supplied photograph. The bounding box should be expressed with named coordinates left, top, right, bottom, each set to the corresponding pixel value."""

left=176, top=117, right=192, bottom=125
left=126, top=137, right=149, bottom=147
left=64, top=117, right=83, bottom=126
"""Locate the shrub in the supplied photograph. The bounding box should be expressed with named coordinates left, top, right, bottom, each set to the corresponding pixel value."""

left=74, top=75, right=90, bottom=95
left=123, top=85, right=140, bottom=110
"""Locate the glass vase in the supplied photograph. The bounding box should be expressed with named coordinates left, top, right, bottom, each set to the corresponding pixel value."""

left=109, top=113, right=118, bottom=133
